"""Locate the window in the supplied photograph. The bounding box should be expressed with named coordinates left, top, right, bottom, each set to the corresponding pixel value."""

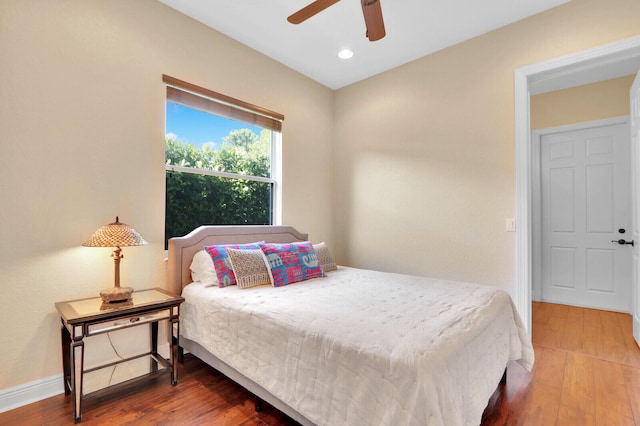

left=163, top=75, right=283, bottom=247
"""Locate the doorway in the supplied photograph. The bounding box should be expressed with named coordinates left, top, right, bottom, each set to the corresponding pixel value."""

left=513, top=35, right=640, bottom=333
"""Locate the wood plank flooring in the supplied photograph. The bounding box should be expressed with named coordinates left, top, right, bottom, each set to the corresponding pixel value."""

left=481, top=302, right=640, bottom=425
left=1, top=302, right=639, bottom=425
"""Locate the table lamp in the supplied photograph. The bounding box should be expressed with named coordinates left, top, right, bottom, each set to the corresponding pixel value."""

left=83, top=216, right=148, bottom=303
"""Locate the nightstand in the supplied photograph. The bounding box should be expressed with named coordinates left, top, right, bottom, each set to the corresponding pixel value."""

left=55, top=288, right=184, bottom=423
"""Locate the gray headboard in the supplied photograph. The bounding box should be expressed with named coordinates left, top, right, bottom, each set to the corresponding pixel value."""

left=167, top=225, right=308, bottom=295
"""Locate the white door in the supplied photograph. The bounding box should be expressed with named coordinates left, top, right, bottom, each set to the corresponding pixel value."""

left=541, top=122, right=632, bottom=312
left=630, top=70, right=640, bottom=345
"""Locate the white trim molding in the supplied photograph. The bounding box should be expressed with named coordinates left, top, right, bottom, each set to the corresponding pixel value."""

left=514, top=69, right=533, bottom=334
left=0, top=375, right=63, bottom=414
left=514, top=35, right=640, bottom=334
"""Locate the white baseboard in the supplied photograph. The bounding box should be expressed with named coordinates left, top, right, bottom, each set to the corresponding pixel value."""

left=0, top=342, right=172, bottom=414
left=0, top=374, right=64, bottom=414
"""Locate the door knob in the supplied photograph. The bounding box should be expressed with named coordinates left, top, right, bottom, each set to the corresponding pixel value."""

left=611, top=239, right=635, bottom=247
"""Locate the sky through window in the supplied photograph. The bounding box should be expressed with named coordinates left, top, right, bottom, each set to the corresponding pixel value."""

left=166, top=102, right=264, bottom=150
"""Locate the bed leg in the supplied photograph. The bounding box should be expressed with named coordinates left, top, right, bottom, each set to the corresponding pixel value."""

left=177, top=345, right=184, bottom=363
left=255, top=398, right=263, bottom=412
left=500, top=368, right=507, bottom=385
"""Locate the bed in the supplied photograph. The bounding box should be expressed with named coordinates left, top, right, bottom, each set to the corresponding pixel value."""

left=167, top=225, right=534, bottom=426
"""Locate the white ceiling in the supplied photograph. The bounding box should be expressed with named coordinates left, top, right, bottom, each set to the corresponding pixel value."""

left=158, top=0, right=570, bottom=90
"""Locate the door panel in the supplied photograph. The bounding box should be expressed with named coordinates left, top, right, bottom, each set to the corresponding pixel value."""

left=550, top=167, right=575, bottom=232
left=550, top=247, right=576, bottom=288
left=586, top=249, right=614, bottom=292
left=541, top=122, right=632, bottom=312
left=586, top=164, right=613, bottom=232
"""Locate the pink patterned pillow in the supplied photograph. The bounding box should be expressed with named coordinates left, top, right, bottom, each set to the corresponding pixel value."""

left=204, top=242, right=263, bottom=287
left=259, top=242, right=324, bottom=287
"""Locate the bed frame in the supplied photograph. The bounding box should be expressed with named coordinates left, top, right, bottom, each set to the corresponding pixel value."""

left=167, top=225, right=508, bottom=424
left=167, top=225, right=315, bottom=425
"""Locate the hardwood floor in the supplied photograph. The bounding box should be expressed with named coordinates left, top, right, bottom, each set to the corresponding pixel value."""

left=0, top=354, right=299, bottom=426
left=1, top=302, right=639, bottom=425
left=481, top=302, right=640, bottom=425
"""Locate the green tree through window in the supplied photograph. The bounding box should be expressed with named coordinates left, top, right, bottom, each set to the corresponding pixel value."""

left=165, top=128, right=274, bottom=248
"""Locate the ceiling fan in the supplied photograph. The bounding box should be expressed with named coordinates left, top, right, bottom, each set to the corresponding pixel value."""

left=287, top=0, right=386, bottom=42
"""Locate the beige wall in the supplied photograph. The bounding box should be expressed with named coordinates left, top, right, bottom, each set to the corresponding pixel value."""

left=0, top=0, right=334, bottom=390
left=2, top=0, right=640, bottom=400
left=333, top=0, right=640, bottom=291
left=531, top=75, right=635, bottom=130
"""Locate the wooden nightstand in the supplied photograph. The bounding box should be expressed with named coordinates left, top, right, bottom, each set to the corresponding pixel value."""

left=55, top=288, right=184, bottom=423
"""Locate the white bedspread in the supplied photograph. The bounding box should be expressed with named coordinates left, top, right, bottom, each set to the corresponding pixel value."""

left=181, top=266, right=534, bottom=426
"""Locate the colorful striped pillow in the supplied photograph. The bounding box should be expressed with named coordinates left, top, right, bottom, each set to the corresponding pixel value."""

left=259, top=242, right=324, bottom=287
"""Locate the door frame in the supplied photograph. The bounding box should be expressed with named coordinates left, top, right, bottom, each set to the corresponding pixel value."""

left=514, top=35, right=640, bottom=333
left=531, top=116, right=631, bottom=305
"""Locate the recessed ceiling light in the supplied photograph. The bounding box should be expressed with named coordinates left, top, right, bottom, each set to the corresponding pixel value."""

left=338, top=49, right=354, bottom=59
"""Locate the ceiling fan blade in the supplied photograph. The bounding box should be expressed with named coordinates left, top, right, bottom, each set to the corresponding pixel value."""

left=288, top=0, right=341, bottom=24
left=361, top=0, right=386, bottom=41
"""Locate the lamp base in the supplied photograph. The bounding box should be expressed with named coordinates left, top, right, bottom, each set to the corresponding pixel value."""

left=100, top=286, right=134, bottom=303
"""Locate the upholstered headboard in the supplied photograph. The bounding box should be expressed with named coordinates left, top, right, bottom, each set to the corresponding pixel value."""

left=167, top=225, right=308, bottom=295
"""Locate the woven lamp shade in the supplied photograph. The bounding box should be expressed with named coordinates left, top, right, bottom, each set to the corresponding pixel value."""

left=83, top=217, right=147, bottom=248
left=83, top=217, right=147, bottom=304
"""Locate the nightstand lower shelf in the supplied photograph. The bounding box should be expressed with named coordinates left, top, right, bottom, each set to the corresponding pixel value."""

left=80, top=352, right=171, bottom=395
